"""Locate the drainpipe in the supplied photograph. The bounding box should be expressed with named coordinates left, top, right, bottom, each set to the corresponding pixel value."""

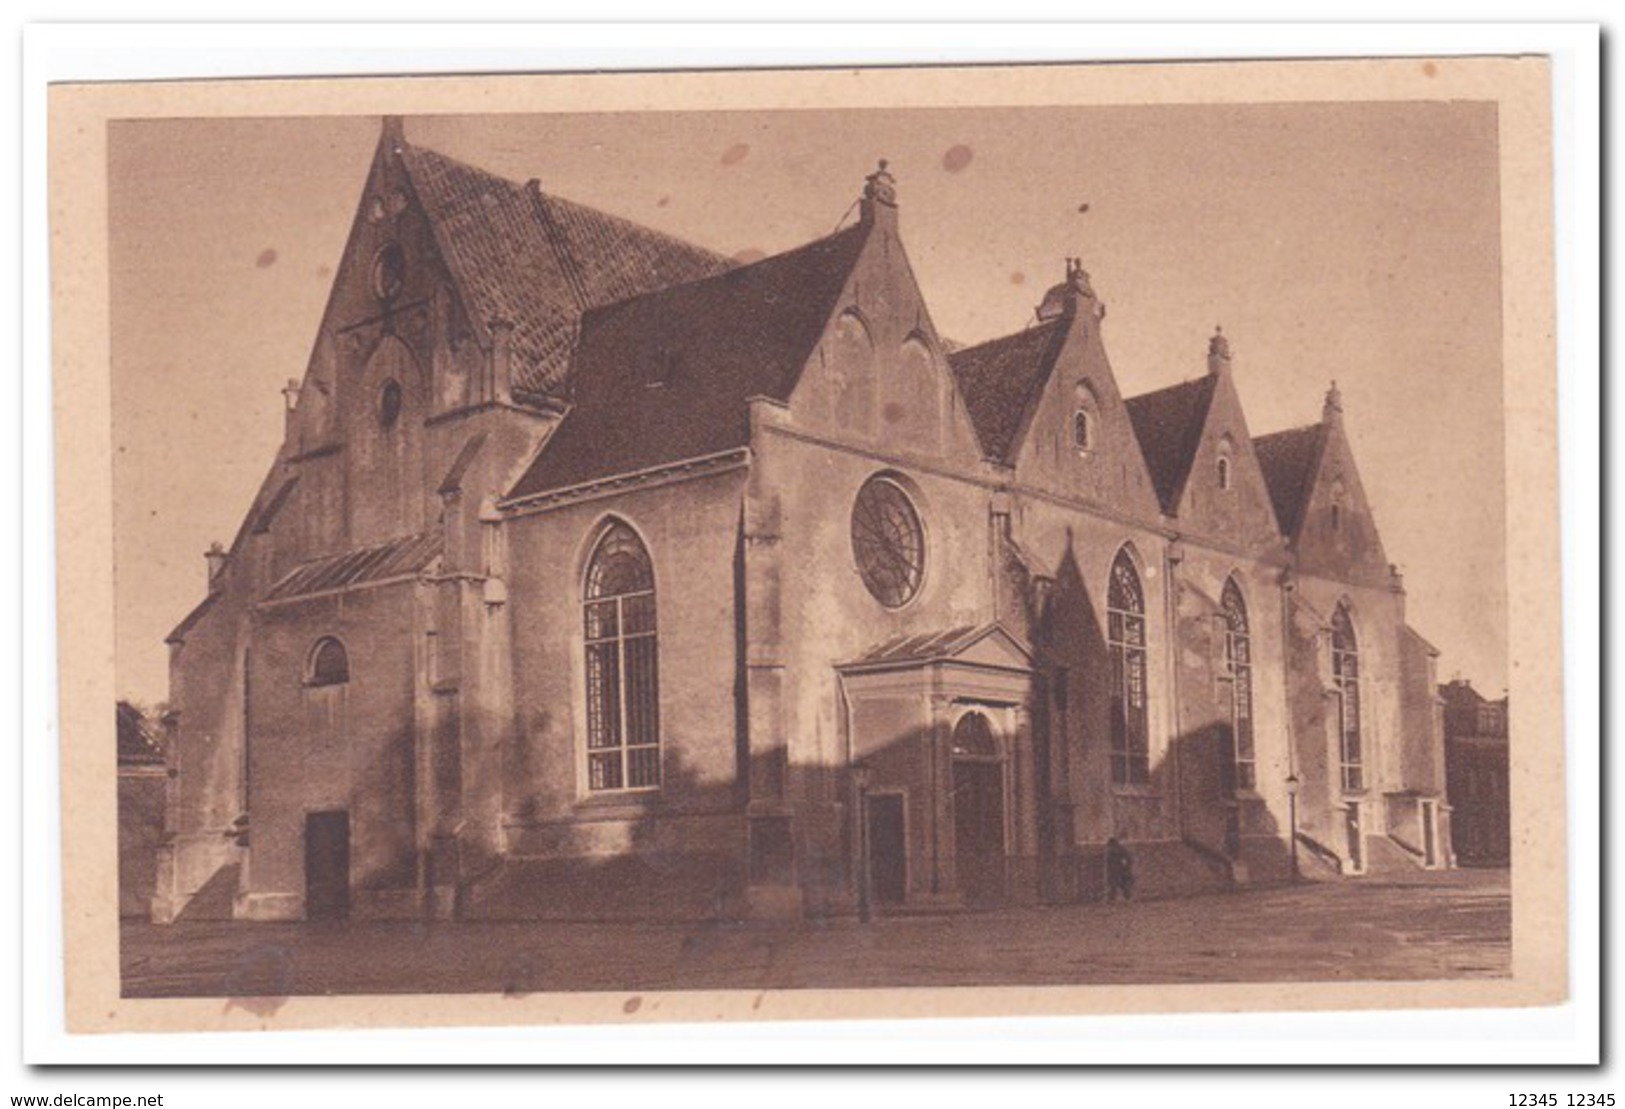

left=1163, top=540, right=1187, bottom=840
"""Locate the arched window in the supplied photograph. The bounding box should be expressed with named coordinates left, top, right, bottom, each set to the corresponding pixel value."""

left=1332, top=604, right=1362, bottom=792
left=1071, top=382, right=1098, bottom=454
left=583, top=522, right=660, bottom=791
left=1072, top=409, right=1093, bottom=452
left=1220, top=579, right=1254, bottom=791
left=1108, top=549, right=1150, bottom=786
left=308, top=637, right=349, bottom=687
left=951, top=712, right=998, bottom=759
left=378, top=379, right=403, bottom=429
left=1217, top=455, right=1232, bottom=490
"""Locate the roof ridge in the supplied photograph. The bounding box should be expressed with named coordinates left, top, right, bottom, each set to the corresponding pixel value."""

left=947, top=316, right=1064, bottom=361
left=581, top=221, right=868, bottom=322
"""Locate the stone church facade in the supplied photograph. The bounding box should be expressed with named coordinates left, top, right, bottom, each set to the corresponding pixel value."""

left=153, top=118, right=1452, bottom=924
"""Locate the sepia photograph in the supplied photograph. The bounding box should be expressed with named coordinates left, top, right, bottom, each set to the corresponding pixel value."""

left=45, top=53, right=1565, bottom=1036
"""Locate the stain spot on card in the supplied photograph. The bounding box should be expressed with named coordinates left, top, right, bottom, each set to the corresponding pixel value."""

left=623, top=995, right=642, bottom=1014
left=942, top=144, right=974, bottom=173
left=720, top=143, right=750, bottom=166
left=255, top=248, right=278, bottom=269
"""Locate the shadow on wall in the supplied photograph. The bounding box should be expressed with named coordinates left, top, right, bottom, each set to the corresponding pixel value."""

left=465, top=743, right=752, bottom=923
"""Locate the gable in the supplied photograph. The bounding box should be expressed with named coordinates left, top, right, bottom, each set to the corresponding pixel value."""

left=787, top=205, right=986, bottom=465
left=1290, top=410, right=1392, bottom=585
left=1163, top=368, right=1288, bottom=554
left=1004, top=308, right=1165, bottom=521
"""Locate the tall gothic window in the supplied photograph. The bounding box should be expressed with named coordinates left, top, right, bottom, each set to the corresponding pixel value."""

left=1220, top=579, right=1255, bottom=791
left=583, top=522, right=660, bottom=792
left=1332, top=604, right=1362, bottom=792
left=1108, top=549, right=1151, bottom=786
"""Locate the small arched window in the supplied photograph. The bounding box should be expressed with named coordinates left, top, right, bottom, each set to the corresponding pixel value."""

left=584, top=522, right=660, bottom=792
left=1220, top=579, right=1254, bottom=791
left=308, top=637, right=349, bottom=687
left=1071, top=382, right=1098, bottom=455
left=1332, top=604, right=1362, bottom=792
left=1072, top=409, right=1093, bottom=452
left=951, top=712, right=998, bottom=759
left=378, top=379, right=403, bottom=429
left=1107, top=549, right=1150, bottom=786
left=1217, top=455, right=1232, bottom=490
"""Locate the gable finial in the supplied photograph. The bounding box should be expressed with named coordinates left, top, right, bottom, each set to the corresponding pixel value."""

left=1324, top=379, right=1344, bottom=421
left=864, top=159, right=897, bottom=207
left=1207, top=324, right=1231, bottom=375
left=380, top=115, right=406, bottom=155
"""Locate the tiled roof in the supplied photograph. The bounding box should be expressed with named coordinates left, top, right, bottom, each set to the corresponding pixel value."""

left=850, top=625, right=983, bottom=665
left=506, top=224, right=870, bottom=499
left=841, top=623, right=1030, bottom=670
left=398, top=144, right=732, bottom=398
left=1252, top=422, right=1328, bottom=537
left=947, top=319, right=1069, bottom=463
left=1124, top=375, right=1218, bottom=514
left=264, top=532, right=441, bottom=603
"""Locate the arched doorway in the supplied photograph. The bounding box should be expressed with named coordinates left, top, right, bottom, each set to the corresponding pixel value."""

left=951, top=712, right=1006, bottom=905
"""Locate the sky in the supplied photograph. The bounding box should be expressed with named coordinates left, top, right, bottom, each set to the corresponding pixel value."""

left=108, top=102, right=1507, bottom=704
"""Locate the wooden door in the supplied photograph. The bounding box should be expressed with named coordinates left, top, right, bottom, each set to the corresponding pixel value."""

left=304, top=810, right=351, bottom=920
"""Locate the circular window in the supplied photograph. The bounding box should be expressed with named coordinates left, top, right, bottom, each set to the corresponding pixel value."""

left=378, top=379, right=403, bottom=428
left=371, top=241, right=406, bottom=303
left=851, top=474, right=925, bottom=608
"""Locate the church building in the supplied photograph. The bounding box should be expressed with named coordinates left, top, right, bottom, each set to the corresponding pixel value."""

left=153, top=118, right=1452, bottom=923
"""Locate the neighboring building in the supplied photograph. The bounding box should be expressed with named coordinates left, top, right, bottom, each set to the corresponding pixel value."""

left=1441, top=679, right=1510, bottom=866
left=153, top=118, right=1452, bottom=924
left=117, top=701, right=168, bottom=918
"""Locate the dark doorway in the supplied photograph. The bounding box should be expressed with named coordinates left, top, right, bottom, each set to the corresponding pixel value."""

left=953, top=760, right=1006, bottom=905
left=866, top=794, right=906, bottom=905
left=304, top=810, right=351, bottom=920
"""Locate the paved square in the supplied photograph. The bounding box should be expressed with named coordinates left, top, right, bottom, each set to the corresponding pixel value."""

left=120, top=869, right=1509, bottom=1000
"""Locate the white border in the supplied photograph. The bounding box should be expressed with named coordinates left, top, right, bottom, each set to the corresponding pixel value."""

left=17, top=19, right=1600, bottom=1080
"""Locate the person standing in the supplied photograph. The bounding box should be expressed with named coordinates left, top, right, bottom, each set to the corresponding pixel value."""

left=1105, top=837, right=1135, bottom=902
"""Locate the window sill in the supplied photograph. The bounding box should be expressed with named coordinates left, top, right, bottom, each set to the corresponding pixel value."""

left=1110, top=785, right=1161, bottom=800
left=573, top=790, right=662, bottom=820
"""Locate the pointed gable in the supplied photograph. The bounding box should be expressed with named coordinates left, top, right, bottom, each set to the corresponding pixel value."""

left=398, top=142, right=733, bottom=398
left=1288, top=391, right=1392, bottom=584
left=506, top=226, right=870, bottom=498
left=1254, top=423, right=1329, bottom=537
left=948, top=319, right=1069, bottom=463
left=1124, top=375, right=1218, bottom=515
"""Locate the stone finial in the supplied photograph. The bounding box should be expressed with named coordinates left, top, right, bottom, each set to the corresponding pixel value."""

left=380, top=115, right=406, bottom=155
left=863, top=159, right=897, bottom=207
left=1324, top=380, right=1344, bottom=421
left=1207, top=325, right=1231, bottom=375
left=204, top=541, right=228, bottom=592
left=281, top=379, right=301, bottom=412
left=1036, top=257, right=1103, bottom=323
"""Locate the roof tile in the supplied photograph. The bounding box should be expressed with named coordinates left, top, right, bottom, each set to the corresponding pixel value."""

left=1124, top=375, right=1219, bottom=514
